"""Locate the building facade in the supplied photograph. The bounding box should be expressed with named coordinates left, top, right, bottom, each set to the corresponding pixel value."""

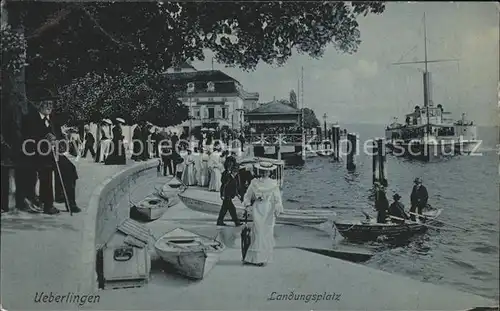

left=245, top=100, right=301, bottom=133
left=165, top=63, right=259, bottom=132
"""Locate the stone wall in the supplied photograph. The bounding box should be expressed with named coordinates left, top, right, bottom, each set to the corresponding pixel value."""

left=80, top=159, right=158, bottom=291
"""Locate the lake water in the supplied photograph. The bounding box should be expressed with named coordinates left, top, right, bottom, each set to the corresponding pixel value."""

left=282, top=124, right=499, bottom=300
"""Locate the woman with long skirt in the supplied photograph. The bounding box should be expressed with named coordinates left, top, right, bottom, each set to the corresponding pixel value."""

left=105, top=118, right=126, bottom=165
left=242, top=161, right=284, bottom=266
left=199, top=149, right=210, bottom=187
left=181, top=149, right=196, bottom=185
left=208, top=147, right=222, bottom=191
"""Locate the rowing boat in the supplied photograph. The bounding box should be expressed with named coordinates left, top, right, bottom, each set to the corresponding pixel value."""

left=178, top=187, right=336, bottom=225
left=333, top=209, right=442, bottom=242
left=154, top=228, right=225, bottom=280
left=134, top=195, right=170, bottom=221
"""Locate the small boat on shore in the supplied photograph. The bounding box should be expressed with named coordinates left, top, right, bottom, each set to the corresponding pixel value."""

left=156, top=178, right=182, bottom=207
left=179, top=187, right=335, bottom=225
left=334, top=209, right=442, bottom=242
left=154, top=228, right=225, bottom=280
left=134, top=195, right=170, bottom=221
left=178, top=157, right=336, bottom=225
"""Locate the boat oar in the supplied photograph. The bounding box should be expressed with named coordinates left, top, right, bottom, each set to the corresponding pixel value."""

left=388, top=215, right=453, bottom=231
left=408, top=212, right=469, bottom=231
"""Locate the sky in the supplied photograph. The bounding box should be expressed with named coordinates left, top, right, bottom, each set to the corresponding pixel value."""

left=191, top=2, right=499, bottom=126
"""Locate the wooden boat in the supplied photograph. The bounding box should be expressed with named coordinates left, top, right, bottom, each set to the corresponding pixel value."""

left=154, top=228, right=225, bottom=280
left=134, top=195, right=170, bottom=220
left=156, top=178, right=182, bottom=207
left=178, top=187, right=335, bottom=225
left=334, top=209, right=442, bottom=242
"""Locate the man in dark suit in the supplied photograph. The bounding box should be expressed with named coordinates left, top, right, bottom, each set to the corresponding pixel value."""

left=20, top=98, right=61, bottom=214
left=237, top=164, right=254, bottom=199
left=217, top=165, right=242, bottom=226
left=82, top=125, right=95, bottom=159
left=410, top=177, right=428, bottom=221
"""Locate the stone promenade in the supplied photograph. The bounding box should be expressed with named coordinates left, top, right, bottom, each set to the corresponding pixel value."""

left=0, top=156, right=133, bottom=310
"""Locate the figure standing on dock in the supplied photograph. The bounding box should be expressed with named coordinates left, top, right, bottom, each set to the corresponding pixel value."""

left=374, top=182, right=389, bottom=223
left=217, top=165, right=242, bottom=227
left=181, top=149, right=196, bottom=185
left=208, top=146, right=223, bottom=191
left=410, top=177, right=428, bottom=222
left=104, top=118, right=126, bottom=165
left=242, top=161, right=284, bottom=266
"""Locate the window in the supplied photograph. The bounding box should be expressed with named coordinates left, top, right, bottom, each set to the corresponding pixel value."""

left=208, top=107, right=215, bottom=119
left=194, top=108, right=200, bottom=118
left=207, top=82, right=215, bottom=92
left=222, top=108, right=227, bottom=119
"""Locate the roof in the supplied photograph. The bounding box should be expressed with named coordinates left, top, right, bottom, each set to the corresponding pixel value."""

left=246, top=101, right=300, bottom=115
left=164, top=70, right=239, bottom=84
left=177, top=62, right=196, bottom=70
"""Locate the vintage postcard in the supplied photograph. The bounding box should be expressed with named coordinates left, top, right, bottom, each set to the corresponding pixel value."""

left=1, top=1, right=498, bottom=310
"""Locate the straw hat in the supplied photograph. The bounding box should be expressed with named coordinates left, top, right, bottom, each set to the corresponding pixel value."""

left=116, top=118, right=125, bottom=124
left=102, top=119, right=112, bottom=125
left=254, top=161, right=276, bottom=171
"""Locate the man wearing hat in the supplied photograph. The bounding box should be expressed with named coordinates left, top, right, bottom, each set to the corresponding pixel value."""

left=105, top=118, right=126, bottom=165
left=82, top=125, right=96, bottom=159
left=374, top=181, right=389, bottom=223
left=410, top=177, right=428, bottom=221
left=19, top=95, right=62, bottom=214
left=388, top=193, right=409, bottom=223
left=217, top=164, right=242, bottom=226
left=95, top=119, right=112, bottom=163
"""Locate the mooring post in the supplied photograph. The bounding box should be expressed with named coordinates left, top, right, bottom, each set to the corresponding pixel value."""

left=301, top=132, right=306, bottom=160
left=277, top=134, right=282, bottom=160
left=333, top=125, right=340, bottom=161
left=372, top=139, right=379, bottom=184
left=377, top=138, right=388, bottom=186
left=346, top=133, right=357, bottom=171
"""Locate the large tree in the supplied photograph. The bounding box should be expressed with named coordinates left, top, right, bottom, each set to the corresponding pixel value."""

left=2, top=1, right=385, bottom=149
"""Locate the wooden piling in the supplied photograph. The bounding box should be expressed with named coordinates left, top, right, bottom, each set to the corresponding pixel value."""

left=346, top=133, right=357, bottom=170
left=333, top=125, right=340, bottom=161
left=377, top=138, right=388, bottom=186
left=372, top=140, right=379, bottom=184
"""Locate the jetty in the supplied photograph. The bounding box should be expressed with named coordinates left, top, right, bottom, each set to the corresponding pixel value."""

left=95, top=172, right=495, bottom=310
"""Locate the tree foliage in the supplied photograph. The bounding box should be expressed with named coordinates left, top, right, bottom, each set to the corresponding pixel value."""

left=302, top=108, right=320, bottom=129
left=2, top=1, right=385, bottom=143
left=56, top=70, right=188, bottom=126
left=6, top=1, right=385, bottom=89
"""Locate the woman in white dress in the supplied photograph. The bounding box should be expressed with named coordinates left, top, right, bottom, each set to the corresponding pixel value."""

left=199, top=149, right=210, bottom=187
left=177, top=148, right=188, bottom=180
left=192, top=147, right=201, bottom=185
left=181, top=149, right=196, bottom=185
left=243, top=161, right=284, bottom=266
left=208, top=148, right=223, bottom=191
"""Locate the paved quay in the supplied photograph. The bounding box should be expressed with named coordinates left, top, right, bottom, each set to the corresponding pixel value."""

left=89, top=174, right=496, bottom=311
left=0, top=156, right=137, bottom=311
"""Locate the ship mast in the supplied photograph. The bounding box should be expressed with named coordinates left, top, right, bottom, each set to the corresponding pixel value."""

left=392, top=13, right=459, bottom=138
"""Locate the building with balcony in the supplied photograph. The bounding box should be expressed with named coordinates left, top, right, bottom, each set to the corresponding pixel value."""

left=164, top=63, right=259, bottom=133
left=245, top=100, right=301, bottom=133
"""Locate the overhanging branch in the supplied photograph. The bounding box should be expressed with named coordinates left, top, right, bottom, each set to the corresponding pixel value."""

left=80, top=6, right=137, bottom=51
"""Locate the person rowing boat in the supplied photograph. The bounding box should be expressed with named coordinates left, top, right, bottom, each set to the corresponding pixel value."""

left=388, top=193, right=409, bottom=223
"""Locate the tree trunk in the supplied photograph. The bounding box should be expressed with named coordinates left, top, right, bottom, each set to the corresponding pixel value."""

left=2, top=1, right=28, bottom=156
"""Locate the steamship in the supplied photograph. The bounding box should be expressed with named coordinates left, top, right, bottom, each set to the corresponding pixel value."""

left=384, top=14, right=479, bottom=162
